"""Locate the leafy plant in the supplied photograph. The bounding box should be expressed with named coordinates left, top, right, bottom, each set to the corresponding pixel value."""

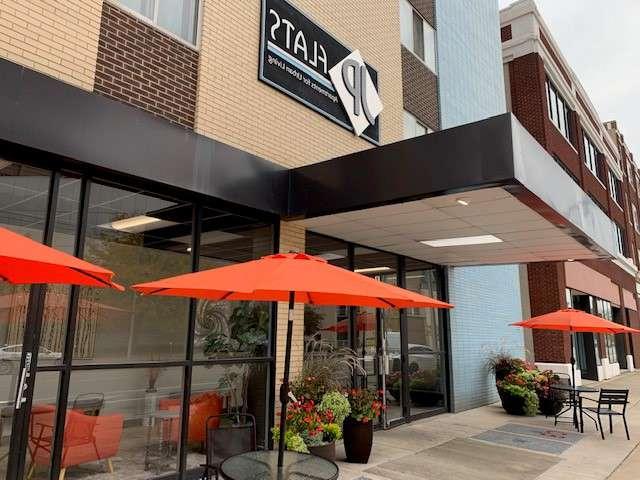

left=272, top=427, right=309, bottom=453
left=292, top=340, right=365, bottom=403
left=497, top=382, right=539, bottom=416
left=409, top=369, right=438, bottom=391
left=345, top=388, right=384, bottom=423
left=304, top=306, right=324, bottom=337
left=318, top=391, right=351, bottom=426
left=323, top=422, right=342, bottom=442
left=487, top=351, right=527, bottom=382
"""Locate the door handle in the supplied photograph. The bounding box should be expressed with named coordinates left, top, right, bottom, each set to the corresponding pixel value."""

left=15, top=352, right=32, bottom=410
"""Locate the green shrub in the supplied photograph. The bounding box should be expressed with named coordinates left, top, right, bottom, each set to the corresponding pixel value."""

left=318, top=391, right=351, bottom=426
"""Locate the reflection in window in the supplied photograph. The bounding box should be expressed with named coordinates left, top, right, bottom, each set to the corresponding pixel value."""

left=116, top=0, right=199, bottom=44
left=184, top=363, right=268, bottom=475
left=405, top=263, right=445, bottom=414
left=62, top=367, right=184, bottom=479
left=0, top=162, right=51, bottom=477
left=304, top=234, right=350, bottom=351
left=80, top=183, right=193, bottom=363
left=193, top=208, right=274, bottom=361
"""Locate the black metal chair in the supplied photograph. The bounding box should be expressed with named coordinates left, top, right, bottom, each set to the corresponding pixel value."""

left=582, top=389, right=630, bottom=440
left=201, top=413, right=257, bottom=480
left=553, top=373, right=575, bottom=426
left=72, top=392, right=104, bottom=417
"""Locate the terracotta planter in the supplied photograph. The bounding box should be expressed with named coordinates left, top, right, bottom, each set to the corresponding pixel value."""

left=343, top=417, right=373, bottom=464
left=308, top=441, right=336, bottom=461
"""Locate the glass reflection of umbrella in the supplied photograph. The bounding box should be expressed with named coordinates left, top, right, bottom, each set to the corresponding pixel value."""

left=133, top=252, right=452, bottom=471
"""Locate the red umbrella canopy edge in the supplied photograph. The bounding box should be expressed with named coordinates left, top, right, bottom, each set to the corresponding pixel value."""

left=0, top=227, right=123, bottom=290
left=511, top=308, right=640, bottom=334
left=133, top=252, right=452, bottom=309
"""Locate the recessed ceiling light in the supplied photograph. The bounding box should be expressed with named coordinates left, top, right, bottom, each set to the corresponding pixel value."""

left=99, top=215, right=177, bottom=233
left=187, top=247, right=192, bottom=253
left=567, top=258, right=575, bottom=262
left=456, top=198, right=470, bottom=206
left=354, top=266, right=392, bottom=273
left=420, top=235, right=503, bottom=247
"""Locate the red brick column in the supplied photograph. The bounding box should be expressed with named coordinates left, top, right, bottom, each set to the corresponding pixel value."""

left=527, top=262, right=572, bottom=363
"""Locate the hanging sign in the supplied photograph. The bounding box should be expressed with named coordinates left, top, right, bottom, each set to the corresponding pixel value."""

left=259, top=0, right=382, bottom=144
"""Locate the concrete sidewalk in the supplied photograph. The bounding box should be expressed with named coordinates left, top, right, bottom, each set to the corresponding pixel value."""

left=337, top=371, right=640, bottom=480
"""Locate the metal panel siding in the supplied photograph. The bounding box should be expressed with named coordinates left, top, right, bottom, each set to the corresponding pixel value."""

left=448, top=264, right=526, bottom=412
left=437, top=0, right=506, bottom=129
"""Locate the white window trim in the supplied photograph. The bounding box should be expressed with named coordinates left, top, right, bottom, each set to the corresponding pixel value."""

left=107, top=0, right=202, bottom=50
left=400, top=0, right=437, bottom=74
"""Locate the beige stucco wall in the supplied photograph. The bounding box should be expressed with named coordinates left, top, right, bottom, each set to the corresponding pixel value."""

left=0, top=0, right=103, bottom=90
left=195, top=0, right=404, bottom=168
left=275, top=221, right=306, bottom=398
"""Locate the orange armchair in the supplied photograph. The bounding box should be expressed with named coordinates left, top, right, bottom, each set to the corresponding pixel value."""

left=28, top=408, right=124, bottom=480
left=159, top=391, right=223, bottom=444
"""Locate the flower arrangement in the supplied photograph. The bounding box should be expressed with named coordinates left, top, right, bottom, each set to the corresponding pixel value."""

left=272, top=391, right=348, bottom=454
left=345, top=388, right=385, bottom=423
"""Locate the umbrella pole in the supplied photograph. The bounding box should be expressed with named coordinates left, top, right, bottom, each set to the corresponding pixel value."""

left=570, top=331, right=578, bottom=430
left=277, top=291, right=295, bottom=469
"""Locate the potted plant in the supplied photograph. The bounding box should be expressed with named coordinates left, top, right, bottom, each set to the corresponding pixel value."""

left=385, top=371, right=402, bottom=402
left=535, top=370, right=566, bottom=416
left=408, top=369, right=441, bottom=407
left=496, top=372, right=539, bottom=416
left=343, top=389, right=384, bottom=463
left=487, top=351, right=527, bottom=382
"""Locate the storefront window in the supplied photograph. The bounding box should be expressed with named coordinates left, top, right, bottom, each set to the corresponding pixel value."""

left=64, top=367, right=185, bottom=479
left=404, top=263, right=444, bottom=414
left=79, top=183, right=193, bottom=363
left=184, top=363, right=268, bottom=475
left=0, top=161, right=51, bottom=478
left=304, top=234, right=350, bottom=351
left=193, top=208, right=274, bottom=361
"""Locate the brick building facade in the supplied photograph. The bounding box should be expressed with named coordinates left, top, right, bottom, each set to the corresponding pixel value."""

left=501, top=0, right=639, bottom=381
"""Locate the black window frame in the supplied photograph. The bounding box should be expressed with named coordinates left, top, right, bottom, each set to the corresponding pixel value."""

left=545, top=78, right=571, bottom=140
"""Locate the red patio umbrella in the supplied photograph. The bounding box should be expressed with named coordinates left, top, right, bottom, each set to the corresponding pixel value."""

left=321, top=312, right=376, bottom=333
left=0, top=227, right=123, bottom=290
left=512, top=308, right=640, bottom=428
left=133, top=252, right=452, bottom=468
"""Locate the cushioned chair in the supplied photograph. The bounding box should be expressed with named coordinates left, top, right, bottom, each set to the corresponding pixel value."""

left=28, top=407, right=124, bottom=480
left=159, top=391, right=223, bottom=444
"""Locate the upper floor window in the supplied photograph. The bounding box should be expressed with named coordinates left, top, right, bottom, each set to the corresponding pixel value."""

left=632, top=204, right=639, bottom=233
left=614, top=222, right=627, bottom=257
left=545, top=79, right=570, bottom=140
left=403, top=110, right=432, bottom=139
left=608, top=170, right=622, bottom=206
left=116, top=0, right=199, bottom=44
left=583, top=133, right=602, bottom=180
left=400, top=0, right=437, bottom=73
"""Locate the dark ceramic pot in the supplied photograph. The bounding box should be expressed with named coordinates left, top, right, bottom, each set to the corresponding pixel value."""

left=308, top=441, right=336, bottom=461
left=343, top=417, right=373, bottom=464
left=539, top=397, right=564, bottom=416
left=498, top=388, right=526, bottom=415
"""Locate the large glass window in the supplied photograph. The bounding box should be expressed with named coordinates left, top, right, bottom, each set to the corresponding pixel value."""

left=62, top=367, right=184, bottom=479
left=545, top=79, right=571, bottom=140
left=184, top=363, right=268, bottom=474
left=404, top=260, right=445, bottom=415
left=80, top=183, right=193, bottom=363
left=608, top=170, right=622, bottom=206
left=583, top=133, right=602, bottom=180
left=403, top=110, right=432, bottom=139
left=116, top=0, right=199, bottom=44
left=193, top=208, right=273, bottom=361
left=614, top=222, right=627, bottom=257
left=400, top=0, right=437, bottom=73
left=304, top=234, right=350, bottom=351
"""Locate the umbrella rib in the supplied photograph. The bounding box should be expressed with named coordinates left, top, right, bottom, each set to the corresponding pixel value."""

left=146, top=287, right=169, bottom=296
left=69, top=267, right=113, bottom=288
left=377, top=297, right=397, bottom=308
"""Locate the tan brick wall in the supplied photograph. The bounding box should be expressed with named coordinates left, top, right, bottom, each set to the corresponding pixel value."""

left=0, top=0, right=102, bottom=90
left=275, top=221, right=306, bottom=405
left=195, top=0, right=404, bottom=168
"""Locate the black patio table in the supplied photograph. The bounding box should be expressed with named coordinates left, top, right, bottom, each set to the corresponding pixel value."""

left=219, top=451, right=339, bottom=480
left=551, top=384, right=598, bottom=432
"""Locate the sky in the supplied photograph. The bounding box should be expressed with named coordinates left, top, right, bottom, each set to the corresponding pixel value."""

left=498, top=0, right=640, bottom=159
